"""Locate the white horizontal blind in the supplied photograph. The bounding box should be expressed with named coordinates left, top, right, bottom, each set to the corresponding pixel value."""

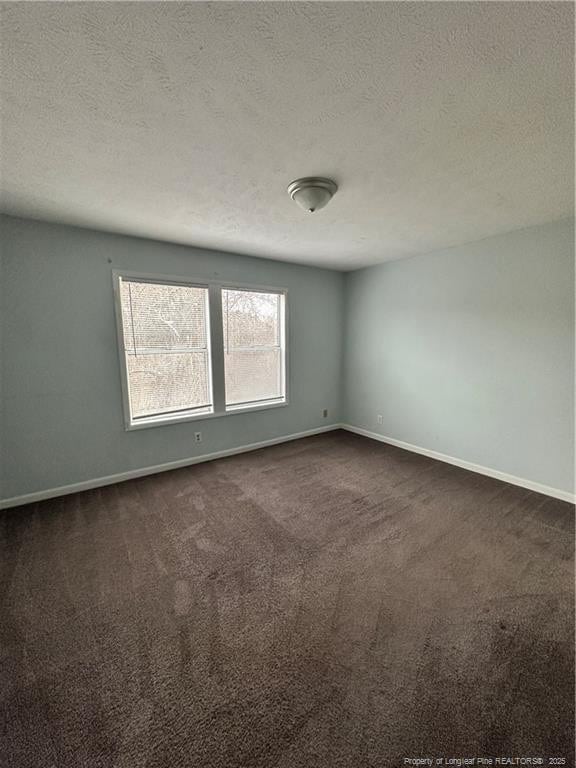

left=119, top=279, right=212, bottom=419
left=222, top=288, right=284, bottom=407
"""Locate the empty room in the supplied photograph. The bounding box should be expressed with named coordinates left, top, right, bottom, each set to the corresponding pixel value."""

left=0, top=2, right=574, bottom=765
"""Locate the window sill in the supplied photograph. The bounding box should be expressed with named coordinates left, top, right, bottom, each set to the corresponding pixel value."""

left=125, top=398, right=288, bottom=431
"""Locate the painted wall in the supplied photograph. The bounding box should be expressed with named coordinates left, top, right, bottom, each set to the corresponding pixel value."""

left=2, top=215, right=573, bottom=503
left=344, top=218, right=575, bottom=495
left=0, top=215, right=344, bottom=501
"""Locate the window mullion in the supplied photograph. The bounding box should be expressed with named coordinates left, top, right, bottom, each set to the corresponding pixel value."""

left=208, top=284, right=226, bottom=414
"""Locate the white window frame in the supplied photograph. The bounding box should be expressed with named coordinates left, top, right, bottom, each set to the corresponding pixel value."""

left=113, top=271, right=289, bottom=431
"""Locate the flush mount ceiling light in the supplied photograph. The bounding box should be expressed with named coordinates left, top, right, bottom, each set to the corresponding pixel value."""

left=287, top=177, right=338, bottom=213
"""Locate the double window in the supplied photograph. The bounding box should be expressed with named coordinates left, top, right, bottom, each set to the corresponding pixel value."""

left=114, top=274, right=287, bottom=429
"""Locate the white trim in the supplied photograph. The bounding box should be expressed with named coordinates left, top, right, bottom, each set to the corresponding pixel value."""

left=113, top=270, right=289, bottom=295
left=340, top=424, right=575, bottom=504
left=126, top=398, right=288, bottom=430
left=3, top=423, right=571, bottom=510
left=208, top=282, right=226, bottom=414
left=112, top=271, right=135, bottom=430
left=0, top=425, right=341, bottom=510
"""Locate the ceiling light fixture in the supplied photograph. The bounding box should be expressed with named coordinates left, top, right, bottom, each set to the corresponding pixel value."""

left=287, top=177, right=338, bottom=213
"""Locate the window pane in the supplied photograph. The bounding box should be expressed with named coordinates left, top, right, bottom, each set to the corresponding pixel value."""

left=121, top=281, right=208, bottom=352
left=223, top=290, right=280, bottom=348
left=126, top=351, right=210, bottom=418
left=225, top=349, right=282, bottom=405
left=222, top=289, right=284, bottom=406
left=119, top=279, right=212, bottom=420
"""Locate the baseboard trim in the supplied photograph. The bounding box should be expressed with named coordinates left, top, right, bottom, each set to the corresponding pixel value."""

left=0, top=424, right=342, bottom=510
left=341, top=424, right=575, bottom=504
left=3, top=423, right=572, bottom=509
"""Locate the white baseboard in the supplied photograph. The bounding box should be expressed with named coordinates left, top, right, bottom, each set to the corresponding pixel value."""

left=0, top=424, right=342, bottom=510
left=3, top=422, right=573, bottom=509
left=340, top=424, right=575, bottom=504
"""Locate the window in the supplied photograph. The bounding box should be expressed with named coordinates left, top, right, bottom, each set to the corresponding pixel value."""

left=118, top=279, right=212, bottom=421
left=223, top=289, right=285, bottom=409
left=115, top=274, right=287, bottom=429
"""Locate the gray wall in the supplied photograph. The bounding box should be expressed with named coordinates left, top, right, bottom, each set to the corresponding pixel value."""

left=344, top=218, right=575, bottom=494
left=0, top=215, right=345, bottom=501
left=2, top=215, right=573, bottom=503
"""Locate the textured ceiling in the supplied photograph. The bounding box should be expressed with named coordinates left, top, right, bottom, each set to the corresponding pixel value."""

left=0, top=2, right=573, bottom=270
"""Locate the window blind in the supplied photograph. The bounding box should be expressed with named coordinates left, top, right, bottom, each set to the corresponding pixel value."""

left=119, top=279, right=211, bottom=419
left=222, top=288, right=284, bottom=407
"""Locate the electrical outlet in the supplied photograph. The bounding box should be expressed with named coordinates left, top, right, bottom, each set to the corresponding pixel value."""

left=322, top=409, right=328, bottom=418
left=377, top=414, right=383, bottom=425
left=194, top=432, right=202, bottom=443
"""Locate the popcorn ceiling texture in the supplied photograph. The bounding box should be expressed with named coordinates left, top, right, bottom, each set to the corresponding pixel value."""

left=0, top=2, right=573, bottom=269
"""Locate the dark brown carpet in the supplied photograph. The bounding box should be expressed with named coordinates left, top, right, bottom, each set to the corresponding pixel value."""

left=1, top=431, right=574, bottom=767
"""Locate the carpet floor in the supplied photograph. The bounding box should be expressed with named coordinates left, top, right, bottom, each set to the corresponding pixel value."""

left=1, top=431, right=574, bottom=767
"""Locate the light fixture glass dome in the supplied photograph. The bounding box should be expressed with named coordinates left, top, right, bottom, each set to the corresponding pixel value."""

left=287, top=177, right=338, bottom=213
